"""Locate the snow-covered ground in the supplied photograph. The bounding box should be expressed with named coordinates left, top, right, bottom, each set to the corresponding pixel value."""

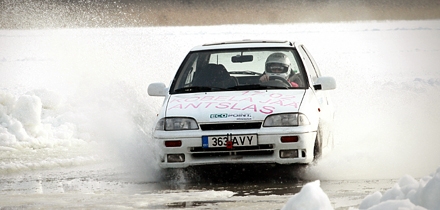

left=1, top=20, right=440, bottom=209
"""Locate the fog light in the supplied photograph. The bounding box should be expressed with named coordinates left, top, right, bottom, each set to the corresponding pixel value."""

left=280, top=150, right=298, bottom=158
left=281, top=136, right=299, bottom=143
left=301, top=150, right=306, bottom=158
left=167, top=154, right=185, bottom=163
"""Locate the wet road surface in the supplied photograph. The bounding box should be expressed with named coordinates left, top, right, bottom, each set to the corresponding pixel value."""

left=0, top=162, right=395, bottom=209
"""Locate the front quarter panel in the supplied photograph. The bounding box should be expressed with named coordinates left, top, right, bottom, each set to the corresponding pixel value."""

left=298, top=89, right=321, bottom=129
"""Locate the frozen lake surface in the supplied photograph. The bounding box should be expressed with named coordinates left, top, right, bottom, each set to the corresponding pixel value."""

left=0, top=162, right=398, bottom=209
left=1, top=19, right=440, bottom=209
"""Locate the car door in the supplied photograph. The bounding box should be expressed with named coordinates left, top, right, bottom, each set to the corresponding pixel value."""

left=297, top=45, right=335, bottom=148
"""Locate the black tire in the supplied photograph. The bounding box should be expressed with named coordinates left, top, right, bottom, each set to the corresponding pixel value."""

left=161, top=168, right=186, bottom=181
left=313, top=130, right=323, bottom=161
left=274, top=164, right=308, bottom=179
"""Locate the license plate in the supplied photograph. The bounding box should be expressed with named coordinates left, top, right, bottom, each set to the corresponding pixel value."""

left=202, top=134, right=258, bottom=148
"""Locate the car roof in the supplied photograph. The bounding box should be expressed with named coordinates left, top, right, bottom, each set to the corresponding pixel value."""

left=190, top=40, right=298, bottom=51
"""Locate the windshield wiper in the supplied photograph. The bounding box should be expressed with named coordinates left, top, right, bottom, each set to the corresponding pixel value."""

left=229, top=84, right=289, bottom=90
left=229, top=71, right=262, bottom=76
left=174, top=86, right=211, bottom=93
left=174, top=86, right=231, bottom=93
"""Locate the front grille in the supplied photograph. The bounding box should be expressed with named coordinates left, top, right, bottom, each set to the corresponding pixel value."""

left=200, top=122, right=262, bottom=130
left=192, top=150, right=274, bottom=158
left=191, top=144, right=273, bottom=152
left=190, top=144, right=274, bottom=158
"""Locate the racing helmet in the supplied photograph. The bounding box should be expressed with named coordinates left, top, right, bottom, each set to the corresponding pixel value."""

left=265, top=53, right=291, bottom=80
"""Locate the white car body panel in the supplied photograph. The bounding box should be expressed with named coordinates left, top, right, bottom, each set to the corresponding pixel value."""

left=165, top=90, right=305, bottom=122
left=148, top=40, right=336, bottom=169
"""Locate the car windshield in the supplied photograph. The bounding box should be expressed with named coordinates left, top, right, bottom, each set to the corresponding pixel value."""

left=169, top=48, right=308, bottom=94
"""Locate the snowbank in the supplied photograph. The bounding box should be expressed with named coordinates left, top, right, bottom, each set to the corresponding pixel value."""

left=281, top=167, right=440, bottom=210
left=0, top=85, right=159, bottom=177
left=282, top=180, right=333, bottom=210
left=0, top=89, right=98, bottom=173
left=358, top=167, right=440, bottom=210
left=0, top=89, right=87, bottom=149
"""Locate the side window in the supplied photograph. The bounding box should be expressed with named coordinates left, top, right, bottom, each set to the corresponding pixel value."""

left=299, top=45, right=318, bottom=84
left=173, top=55, right=199, bottom=90
left=301, top=46, right=322, bottom=77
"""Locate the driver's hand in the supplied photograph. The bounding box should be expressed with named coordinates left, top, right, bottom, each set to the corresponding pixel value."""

left=259, top=74, right=269, bottom=82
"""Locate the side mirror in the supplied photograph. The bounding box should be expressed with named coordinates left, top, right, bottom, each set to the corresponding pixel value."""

left=148, top=83, right=168, bottom=96
left=313, top=76, right=336, bottom=91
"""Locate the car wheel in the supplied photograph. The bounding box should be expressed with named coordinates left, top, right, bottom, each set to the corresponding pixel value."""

left=313, top=130, right=322, bottom=161
left=161, top=168, right=186, bottom=181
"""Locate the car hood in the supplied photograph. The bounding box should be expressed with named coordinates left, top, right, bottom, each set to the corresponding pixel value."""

left=165, top=90, right=305, bottom=123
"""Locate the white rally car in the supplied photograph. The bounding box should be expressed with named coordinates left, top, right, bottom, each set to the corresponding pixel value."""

left=148, top=40, right=336, bottom=169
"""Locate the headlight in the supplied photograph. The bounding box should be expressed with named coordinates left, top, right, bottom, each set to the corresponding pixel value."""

left=263, top=113, right=310, bottom=127
left=155, top=117, right=199, bottom=131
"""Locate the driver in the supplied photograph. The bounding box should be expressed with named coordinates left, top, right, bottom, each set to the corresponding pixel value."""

left=259, top=52, right=299, bottom=87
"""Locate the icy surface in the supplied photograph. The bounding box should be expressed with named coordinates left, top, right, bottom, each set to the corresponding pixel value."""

left=1, top=20, right=440, bottom=209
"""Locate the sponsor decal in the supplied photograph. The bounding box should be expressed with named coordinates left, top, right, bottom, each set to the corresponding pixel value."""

left=210, top=113, right=228, bottom=119
left=168, top=91, right=299, bottom=115
left=209, top=113, right=252, bottom=121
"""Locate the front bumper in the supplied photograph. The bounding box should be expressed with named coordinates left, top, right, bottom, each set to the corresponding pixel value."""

left=153, top=126, right=317, bottom=168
